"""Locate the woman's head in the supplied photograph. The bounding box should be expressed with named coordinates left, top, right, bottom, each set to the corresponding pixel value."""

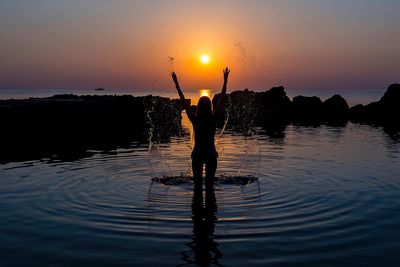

left=196, top=96, right=212, bottom=118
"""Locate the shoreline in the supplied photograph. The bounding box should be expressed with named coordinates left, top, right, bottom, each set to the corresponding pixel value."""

left=0, top=88, right=386, bottom=106
left=1, top=84, right=398, bottom=163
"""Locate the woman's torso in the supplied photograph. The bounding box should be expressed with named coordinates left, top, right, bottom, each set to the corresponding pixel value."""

left=191, top=115, right=217, bottom=159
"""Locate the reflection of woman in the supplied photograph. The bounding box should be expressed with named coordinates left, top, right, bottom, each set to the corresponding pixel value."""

left=171, top=68, right=230, bottom=181
left=179, top=181, right=222, bottom=266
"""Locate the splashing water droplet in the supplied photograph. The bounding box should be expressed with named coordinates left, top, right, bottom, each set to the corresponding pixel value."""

left=167, top=56, right=175, bottom=72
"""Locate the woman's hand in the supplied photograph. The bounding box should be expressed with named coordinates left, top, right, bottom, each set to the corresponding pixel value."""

left=223, top=67, right=230, bottom=83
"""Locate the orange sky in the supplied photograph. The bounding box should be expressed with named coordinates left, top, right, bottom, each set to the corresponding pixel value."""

left=0, top=1, right=399, bottom=92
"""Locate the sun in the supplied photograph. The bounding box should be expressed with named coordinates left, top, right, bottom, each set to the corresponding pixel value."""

left=199, top=89, right=211, bottom=98
left=200, top=54, right=210, bottom=64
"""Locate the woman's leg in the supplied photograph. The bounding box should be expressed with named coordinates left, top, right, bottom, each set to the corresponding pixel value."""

left=192, top=158, right=203, bottom=201
left=192, top=157, right=203, bottom=181
left=205, top=156, right=217, bottom=186
left=205, top=156, right=217, bottom=215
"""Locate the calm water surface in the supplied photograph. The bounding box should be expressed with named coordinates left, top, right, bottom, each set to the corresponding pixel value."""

left=1, top=123, right=400, bottom=266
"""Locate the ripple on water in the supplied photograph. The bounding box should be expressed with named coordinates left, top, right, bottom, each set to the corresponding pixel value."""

left=0, top=123, right=400, bottom=266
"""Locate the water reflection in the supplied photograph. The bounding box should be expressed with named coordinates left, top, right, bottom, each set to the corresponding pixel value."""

left=1, top=122, right=400, bottom=266
left=384, top=126, right=400, bottom=144
left=383, top=126, right=400, bottom=157
left=179, top=181, right=223, bottom=267
left=262, top=124, right=287, bottom=140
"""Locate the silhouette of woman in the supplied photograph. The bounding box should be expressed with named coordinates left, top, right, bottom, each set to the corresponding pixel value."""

left=171, top=68, right=230, bottom=182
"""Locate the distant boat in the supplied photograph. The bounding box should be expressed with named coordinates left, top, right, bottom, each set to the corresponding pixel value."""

left=95, top=88, right=105, bottom=91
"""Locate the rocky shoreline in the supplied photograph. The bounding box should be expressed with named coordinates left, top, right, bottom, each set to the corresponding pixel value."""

left=0, top=94, right=183, bottom=162
left=213, top=83, right=399, bottom=129
left=1, top=84, right=399, bottom=163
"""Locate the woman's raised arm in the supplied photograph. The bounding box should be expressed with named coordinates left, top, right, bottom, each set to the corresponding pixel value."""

left=171, top=72, right=195, bottom=121
left=214, top=67, right=230, bottom=116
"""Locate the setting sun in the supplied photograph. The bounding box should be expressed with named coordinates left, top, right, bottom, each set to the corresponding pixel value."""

left=200, top=54, right=210, bottom=64
left=199, top=89, right=211, bottom=98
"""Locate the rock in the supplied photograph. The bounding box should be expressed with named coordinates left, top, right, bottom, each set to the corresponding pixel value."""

left=349, top=102, right=379, bottom=123
left=291, top=95, right=323, bottom=123
left=379, top=84, right=400, bottom=124
left=213, top=88, right=258, bottom=132
left=378, top=84, right=400, bottom=125
left=213, top=87, right=291, bottom=132
left=322, top=94, right=349, bottom=122
left=2, top=84, right=398, bottom=163
left=0, top=94, right=183, bottom=163
left=256, top=86, right=291, bottom=126
left=350, top=84, right=400, bottom=126
left=379, top=83, right=400, bottom=106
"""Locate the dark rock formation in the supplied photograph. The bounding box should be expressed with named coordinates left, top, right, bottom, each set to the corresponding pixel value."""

left=0, top=94, right=182, bottom=163
left=213, top=87, right=351, bottom=129
left=213, top=89, right=258, bottom=133
left=322, top=95, right=349, bottom=118
left=349, top=102, right=380, bottom=123
left=143, top=95, right=183, bottom=142
left=349, top=83, right=400, bottom=127
left=1, top=83, right=398, bottom=163
left=321, top=95, right=349, bottom=126
left=212, top=87, right=291, bottom=133
left=290, top=94, right=349, bottom=125
left=256, top=86, right=291, bottom=126
left=380, top=83, right=400, bottom=106
left=291, top=96, right=323, bottom=124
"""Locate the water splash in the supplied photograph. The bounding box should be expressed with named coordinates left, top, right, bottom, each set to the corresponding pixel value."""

left=225, top=41, right=255, bottom=83
left=237, top=132, right=261, bottom=178
left=145, top=96, right=183, bottom=178
left=237, top=42, right=255, bottom=69
left=148, top=51, right=262, bottom=180
left=146, top=98, right=171, bottom=178
left=167, top=56, right=175, bottom=72
left=217, top=91, right=262, bottom=178
left=234, top=42, right=252, bottom=67
left=215, top=95, right=231, bottom=146
left=152, top=175, right=258, bottom=186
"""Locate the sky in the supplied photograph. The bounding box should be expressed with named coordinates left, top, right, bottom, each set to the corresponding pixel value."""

left=0, top=0, right=399, bottom=92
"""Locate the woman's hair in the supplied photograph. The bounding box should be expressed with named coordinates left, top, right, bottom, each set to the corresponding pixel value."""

left=196, top=96, right=213, bottom=119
